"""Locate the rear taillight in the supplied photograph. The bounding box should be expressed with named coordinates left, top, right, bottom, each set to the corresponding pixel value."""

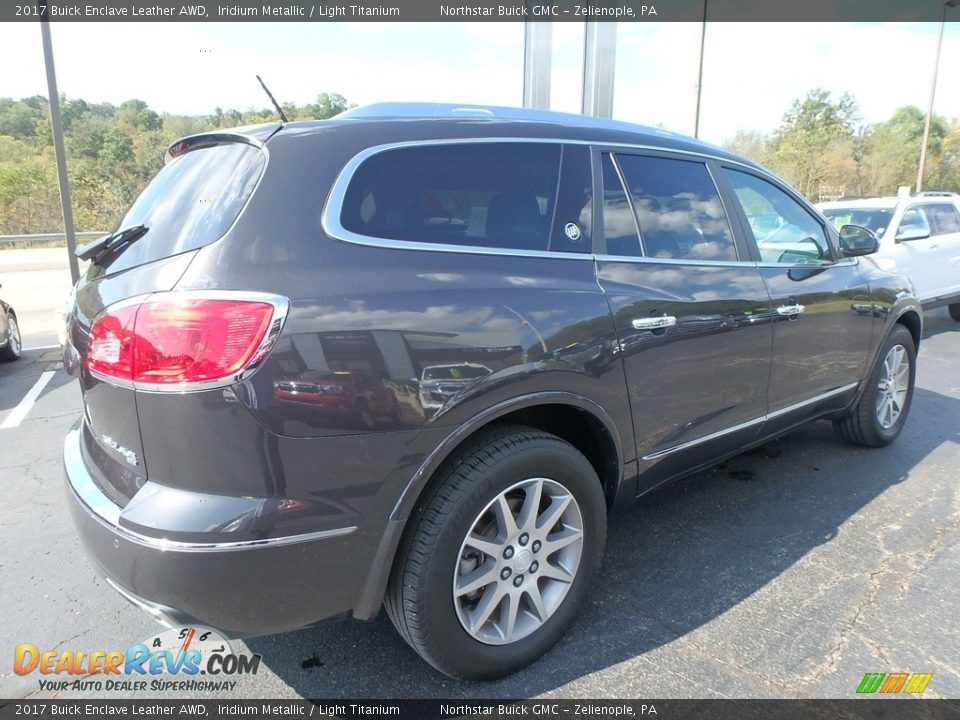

left=86, top=293, right=287, bottom=389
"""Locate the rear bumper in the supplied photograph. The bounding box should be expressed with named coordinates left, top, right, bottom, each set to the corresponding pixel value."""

left=64, top=426, right=367, bottom=637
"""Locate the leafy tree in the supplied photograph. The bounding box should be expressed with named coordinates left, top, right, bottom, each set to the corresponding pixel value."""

left=723, top=129, right=768, bottom=163
left=764, top=88, right=859, bottom=198
left=0, top=92, right=356, bottom=234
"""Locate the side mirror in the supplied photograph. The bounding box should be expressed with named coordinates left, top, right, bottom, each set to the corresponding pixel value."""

left=839, top=224, right=880, bottom=256
left=895, top=227, right=930, bottom=242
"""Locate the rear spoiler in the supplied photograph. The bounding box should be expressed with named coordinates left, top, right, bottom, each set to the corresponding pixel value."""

left=165, top=123, right=282, bottom=164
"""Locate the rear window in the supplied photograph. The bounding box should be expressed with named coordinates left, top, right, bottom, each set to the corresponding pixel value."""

left=340, top=142, right=563, bottom=252
left=102, top=142, right=265, bottom=274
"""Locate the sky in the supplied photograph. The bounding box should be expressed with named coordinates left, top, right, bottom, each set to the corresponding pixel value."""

left=0, top=21, right=957, bottom=145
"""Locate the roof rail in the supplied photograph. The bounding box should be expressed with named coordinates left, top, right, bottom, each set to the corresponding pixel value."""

left=339, top=102, right=683, bottom=138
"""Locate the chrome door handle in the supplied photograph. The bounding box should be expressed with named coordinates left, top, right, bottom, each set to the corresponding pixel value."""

left=632, top=315, right=677, bottom=330
left=776, top=304, right=805, bottom=316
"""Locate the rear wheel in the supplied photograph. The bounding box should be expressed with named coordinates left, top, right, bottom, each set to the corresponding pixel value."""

left=385, top=424, right=606, bottom=680
left=833, top=324, right=915, bottom=447
left=948, top=303, right=960, bottom=322
left=0, top=312, right=21, bottom=362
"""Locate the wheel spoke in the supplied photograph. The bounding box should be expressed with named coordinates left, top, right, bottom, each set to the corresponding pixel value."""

left=464, top=534, right=504, bottom=559
left=468, top=584, right=505, bottom=634
left=536, top=494, right=572, bottom=533
left=516, top=479, right=544, bottom=532
left=543, top=526, right=583, bottom=556
left=895, top=365, right=909, bottom=389
left=539, top=561, right=574, bottom=583
left=455, top=560, right=499, bottom=597
left=493, top=494, right=519, bottom=538
left=500, top=592, right=519, bottom=643
left=524, top=583, right=548, bottom=621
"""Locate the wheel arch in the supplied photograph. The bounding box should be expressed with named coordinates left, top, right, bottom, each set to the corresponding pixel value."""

left=352, top=392, right=625, bottom=620
left=894, top=307, right=922, bottom=350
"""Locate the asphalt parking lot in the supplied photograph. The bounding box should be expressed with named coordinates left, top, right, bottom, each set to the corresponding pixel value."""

left=1, top=251, right=958, bottom=699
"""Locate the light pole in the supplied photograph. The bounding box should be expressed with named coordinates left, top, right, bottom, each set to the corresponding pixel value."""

left=917, top=0, right=959, bottom=193
left=40, top=19, right=80, bottom=284
left=693, top=0, right=707, bottom=138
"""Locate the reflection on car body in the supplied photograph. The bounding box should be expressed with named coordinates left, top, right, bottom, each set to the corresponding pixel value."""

left=418, top=363, right=492, bottom=411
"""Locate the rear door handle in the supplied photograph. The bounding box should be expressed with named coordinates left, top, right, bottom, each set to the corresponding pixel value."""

left=632, top=315, right=677, bottom=330
left=776, top=304, right=805, bottom=316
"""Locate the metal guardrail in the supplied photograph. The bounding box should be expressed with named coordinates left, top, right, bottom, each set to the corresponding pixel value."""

left=0, top=231, right=106, bottom=246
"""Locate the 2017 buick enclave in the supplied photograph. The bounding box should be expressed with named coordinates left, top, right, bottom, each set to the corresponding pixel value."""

left=62, top=103, right=921, bottom=680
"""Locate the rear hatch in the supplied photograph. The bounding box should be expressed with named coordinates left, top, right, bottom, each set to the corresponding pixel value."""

left=64, top=129, right=275, bottom=506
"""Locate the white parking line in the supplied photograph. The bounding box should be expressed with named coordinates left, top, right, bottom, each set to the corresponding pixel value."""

left=0, top=369, right=57, bottom=430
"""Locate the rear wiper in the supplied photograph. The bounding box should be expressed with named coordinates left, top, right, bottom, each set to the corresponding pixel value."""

left=76, top=225, right=149, bottom=263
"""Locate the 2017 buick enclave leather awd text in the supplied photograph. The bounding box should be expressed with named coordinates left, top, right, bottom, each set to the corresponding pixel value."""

left=63, top=103, right=921, bottom=679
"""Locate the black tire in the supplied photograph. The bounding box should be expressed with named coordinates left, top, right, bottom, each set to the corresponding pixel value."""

left=949, top=303, right=960, bottom=322
left=0, top=312, right=21, bottom=362
left=385, top=424, right=607, bottom=680
left=833, top=324, right=915, bottom=447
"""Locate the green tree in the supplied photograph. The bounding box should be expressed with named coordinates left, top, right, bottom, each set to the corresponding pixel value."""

left=764, top=88, right=859, bottom=199
left=723, top=129, right=768, bottom=163
left=861, top=106, right=948, bottom=195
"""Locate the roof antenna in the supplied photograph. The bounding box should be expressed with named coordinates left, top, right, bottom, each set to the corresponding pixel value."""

left=256, top=74, right=289, bottom=124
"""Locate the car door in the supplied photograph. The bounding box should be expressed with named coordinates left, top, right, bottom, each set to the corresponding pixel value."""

left=890, top=202, right=960, bottom=303
left=594, top=150, right=774, bottom=492
left=718, top=166, right=874, bottom=424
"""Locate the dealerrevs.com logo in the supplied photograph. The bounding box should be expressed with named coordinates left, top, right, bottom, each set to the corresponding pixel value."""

left=14, top=627, right=261, bottom=693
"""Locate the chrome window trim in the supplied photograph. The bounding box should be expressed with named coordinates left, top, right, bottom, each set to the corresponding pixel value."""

left=595, top=254, right=751, bottom=268
left=65, top=429, right=356, bottom=552
left=86, top=289, right=290, bottom=394
left=641, top=382, right=858, bottom=461
left=320, top=136, right=782, bottom=263
left=754, top=258, right=859, bottom=269
left=321, top=138, right=591, bottom=261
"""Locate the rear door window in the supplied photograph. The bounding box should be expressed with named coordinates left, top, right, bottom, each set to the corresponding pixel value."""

left=615, top=154, right=738, bottom=261
left=922, top=203, right=960, bottom=236
left=340, top=142, right=565, bottom=253
left=103, top=142, right=265, bottom=274
left=600, top=153, right=643, bottom=257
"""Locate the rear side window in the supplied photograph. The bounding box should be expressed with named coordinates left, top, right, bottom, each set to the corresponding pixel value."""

left=616, top=154, right=737, bottom=261
left=340, top=143, right=563, bottom=252
left=922, top=203, right=960, bottom=236
left=107, top=143, right=265, bottom=273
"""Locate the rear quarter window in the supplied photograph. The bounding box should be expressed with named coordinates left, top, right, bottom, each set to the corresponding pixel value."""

left=339, top=142, right=565, bottom=253
left=97, top=142, right=265, bottom=275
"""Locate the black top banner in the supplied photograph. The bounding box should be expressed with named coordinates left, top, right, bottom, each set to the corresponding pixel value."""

left=5, top=0, right=960, bottom=22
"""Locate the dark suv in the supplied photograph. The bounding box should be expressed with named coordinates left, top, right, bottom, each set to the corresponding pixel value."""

left=63, top=103, right=921, bottom=680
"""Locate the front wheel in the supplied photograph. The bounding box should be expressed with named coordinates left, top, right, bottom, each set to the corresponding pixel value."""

left=834, top=324, right=916, bottom=447
left=0, top=312, right=21, bottom=362
left=948, top=303, right=960, bottom=322
left=385, top=424, right=607, bottom=680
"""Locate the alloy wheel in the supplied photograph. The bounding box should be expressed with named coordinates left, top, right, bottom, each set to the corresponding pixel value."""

left=8, top=315, right=20, bottom=356
left=452, top=477, right=584, bottom=645
left=876, top=344, right=909, bottom=429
